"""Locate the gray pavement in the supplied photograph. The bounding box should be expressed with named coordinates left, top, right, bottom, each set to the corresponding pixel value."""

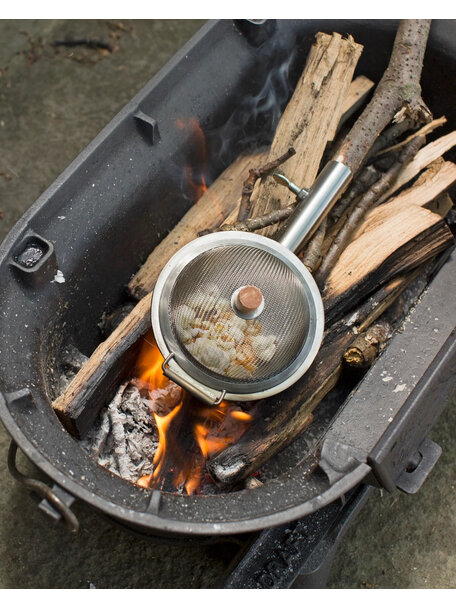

left=0, top=19, right=455, bottom=589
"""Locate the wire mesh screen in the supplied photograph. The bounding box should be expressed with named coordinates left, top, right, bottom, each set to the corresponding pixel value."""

left=168, top=244, right=310, bottom=384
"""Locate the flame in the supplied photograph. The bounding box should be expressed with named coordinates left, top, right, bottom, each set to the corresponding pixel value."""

left=133, top=333, right=252, bottom=495
left=175, top=117, right=225, bottom=223
left=136, top=336, right=168, bottom=390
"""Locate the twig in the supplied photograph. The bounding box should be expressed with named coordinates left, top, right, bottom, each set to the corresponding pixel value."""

left=374, top=116, right=447, bottom=158
left=343, top=319, right=391, bottom=369
left=316, top=134, right=426, bottom=288
left=329, top=165, right=381, bottom=225
left=236, top=147, right=296, bottom=222
left=216, top=202, right=297, bottom=234
left=364, top=117, right=419, bottom=162
left=335, top=19, right=432, bottom=175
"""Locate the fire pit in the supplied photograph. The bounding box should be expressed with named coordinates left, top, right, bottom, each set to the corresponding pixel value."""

left=1, top=20, right=456, bottom=585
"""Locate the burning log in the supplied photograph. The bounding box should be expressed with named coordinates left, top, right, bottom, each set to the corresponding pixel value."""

left=206, top=272, right=413, bottom=487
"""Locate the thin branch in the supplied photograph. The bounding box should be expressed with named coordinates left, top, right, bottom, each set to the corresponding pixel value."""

left=374, top=115, right=447, bottom=157
left=217, top=202, right=297, bottom=233
left=236, top=147, right=296, bottom=222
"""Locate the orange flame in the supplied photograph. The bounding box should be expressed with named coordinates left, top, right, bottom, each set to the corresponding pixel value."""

left=134, top=333, right=253, bottom=495
left=136, top=337, right=168, bottom=390
left=175, top=117, right=225, bottom=223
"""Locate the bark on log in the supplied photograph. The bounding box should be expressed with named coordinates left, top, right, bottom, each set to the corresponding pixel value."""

left=335, top=19, right=432, bottom=175
left=343, top=320, right=392, bottom=369
left=323, top=201, right=454, bottom=325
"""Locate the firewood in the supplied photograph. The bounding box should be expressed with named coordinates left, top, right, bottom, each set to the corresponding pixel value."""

left=338, top=75, right=374, bottom=128
left=377, top=129, right=456, bottom=204
left=236, top=148, right=296, bottom=222
left=50, top=51, right=370, bottom=439
left=353, top=159, right=456, bottom=240
left=53, top=292, right=153, bottom=438
left=343, top=320, right=392, bottom=369
left=247, top=32, right=363, bottom=234
left=374, top=116, right=447, bottom=157
left=127, top=149, right=269, bottom=301
left=323, top=201, right=454, bottom=325
left=315, top=134, right=426, bottom=287
left=53, top=151, right=272, bottom=437
left=207, top=248, right=452, bottom=489
left=206, top=74, right=375, bottom=235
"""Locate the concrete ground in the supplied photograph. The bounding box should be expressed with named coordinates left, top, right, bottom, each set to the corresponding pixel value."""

left=0, top=19, right=455, bottom=589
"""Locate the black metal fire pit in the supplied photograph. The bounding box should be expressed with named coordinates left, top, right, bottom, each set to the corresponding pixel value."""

left=0, top=19, right=455, bottom=564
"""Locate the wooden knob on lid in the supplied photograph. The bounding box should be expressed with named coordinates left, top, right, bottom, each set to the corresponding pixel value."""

left=233, top=285, right=264, bottom=316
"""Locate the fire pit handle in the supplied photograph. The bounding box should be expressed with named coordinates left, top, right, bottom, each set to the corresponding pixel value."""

left=7, top=440, right=79, bottom=533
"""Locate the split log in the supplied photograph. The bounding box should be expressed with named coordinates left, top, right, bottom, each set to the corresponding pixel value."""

left=377, top=129, right=456, bottom=204
left=353, top=159, right=456, bottom=240
left=323, top=196, right=454, bottom=325
left=127, top=149, right=269, bottom=300
left=53, top=293, right=153, bottom=438
left=247, top=32, right=363, bottom=234
left=196, top=75, right=376, bottom=236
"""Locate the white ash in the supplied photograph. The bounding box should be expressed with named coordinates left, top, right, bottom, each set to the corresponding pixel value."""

left=80, top=382, right=160, bottom=483
left=58, top=344, right=89, bottom=393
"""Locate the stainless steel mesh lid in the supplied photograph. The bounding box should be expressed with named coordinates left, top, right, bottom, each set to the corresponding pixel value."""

left=152, top=232, right=324, bottom=400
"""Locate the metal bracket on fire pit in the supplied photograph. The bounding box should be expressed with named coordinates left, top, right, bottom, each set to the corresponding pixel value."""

left=7, top=440, right=79, bottom=533
left=134, top=110, right=160, bottom=145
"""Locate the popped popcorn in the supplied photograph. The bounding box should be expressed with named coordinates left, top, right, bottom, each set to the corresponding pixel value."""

left=174, top=286, right=277, bottom=378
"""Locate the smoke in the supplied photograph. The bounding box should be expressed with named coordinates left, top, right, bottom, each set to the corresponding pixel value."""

left=207, top=46, right=299, bottom=168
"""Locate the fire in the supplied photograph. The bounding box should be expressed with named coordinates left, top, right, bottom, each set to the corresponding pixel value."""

left=134, top=332, right=252, bottom=495
left=175, top=117, right=225, bottom=223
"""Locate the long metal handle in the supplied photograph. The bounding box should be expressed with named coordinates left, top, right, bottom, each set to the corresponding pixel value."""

left=277, top=160, right=351, bottom=253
